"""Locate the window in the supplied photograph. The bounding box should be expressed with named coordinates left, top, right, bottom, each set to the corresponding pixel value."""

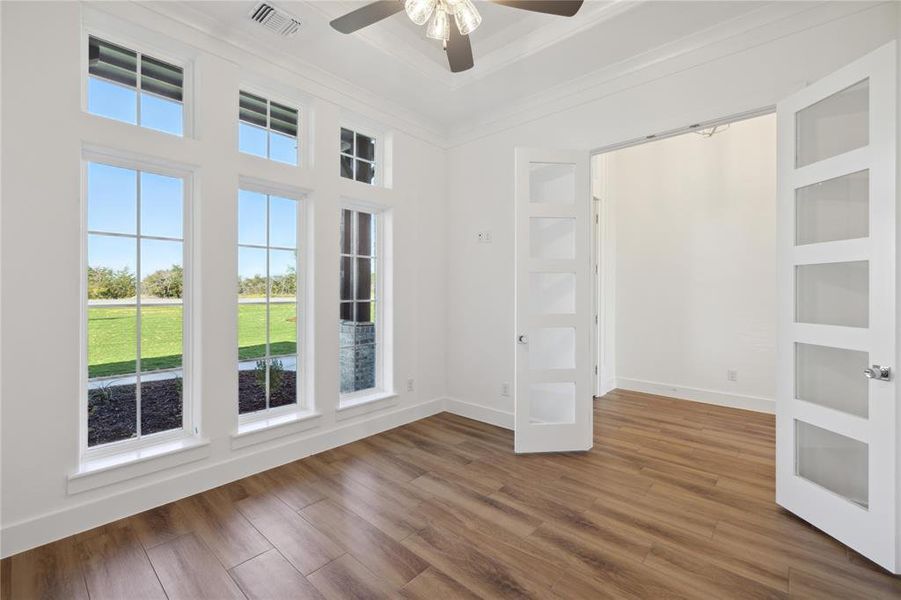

left=87, top=36, right=184, bottom=136
left=85, top=161, right=188, bottom=448
left=340, top=128, right=377, bottom=185
left=339, top=208, right=380, bottom=395
left=239, top=91, right=299, bottom=166
left=238, top=190, right=302, bottom=416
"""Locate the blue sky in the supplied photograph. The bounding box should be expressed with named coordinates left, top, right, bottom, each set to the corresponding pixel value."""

left=88, top=168, right=298, bottom=280
left=239, top=122, right=298, bottom=165
left=238, top=190, right=297, bottom=280
left=88, top=163, right=184, bottom=276
left=238, top=190, right=296, bottom=248
left=88, top=77, right=183, bottom=136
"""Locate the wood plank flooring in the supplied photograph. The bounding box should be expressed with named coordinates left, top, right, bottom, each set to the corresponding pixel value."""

left=3, top=390, right=901, bottom=599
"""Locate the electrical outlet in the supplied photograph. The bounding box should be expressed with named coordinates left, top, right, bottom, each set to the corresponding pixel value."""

left=501, top=382, right=510, bottom=397
left=727, top=369, right=738, bottom=382
left=406, top=378, right=415, bottom=392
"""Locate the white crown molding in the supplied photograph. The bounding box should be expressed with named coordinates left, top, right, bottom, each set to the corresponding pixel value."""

left=106, top=1, right=450, bottom=146
left=444, top=0, right=887, bottom=147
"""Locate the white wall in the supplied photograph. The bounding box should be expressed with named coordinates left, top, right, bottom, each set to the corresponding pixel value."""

left=602, top=115, right=777, bottom=412
left=0, top=1, right=447, bottom=557
left=444, top=1, right=898, bottom=425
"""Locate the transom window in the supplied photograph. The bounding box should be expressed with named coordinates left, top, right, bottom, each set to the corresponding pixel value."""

left=340, top=128, right=376, bottom=185
left=238, top=190, right=301, bottom=415
left=85, top=161, right=188, bottom=448
left=340, top=208, right=380, bottom=395
left=239, top=91, right=299, bottom=166
left=87, top=36, right=184, bottom=136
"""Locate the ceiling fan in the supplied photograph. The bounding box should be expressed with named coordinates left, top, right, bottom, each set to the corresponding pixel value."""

left=329, top=0, right=584, bottom=73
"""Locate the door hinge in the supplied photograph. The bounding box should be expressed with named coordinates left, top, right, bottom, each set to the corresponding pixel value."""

left=594, top=365, right=598, bottom=375
left=594, top=314, right=598, bottom=324
left=595, top=214, right=599, bottom=224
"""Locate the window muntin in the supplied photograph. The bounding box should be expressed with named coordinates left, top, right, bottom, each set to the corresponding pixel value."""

left=86, top=162, right=187, bottom=448
left=238, top=91, right=299, bottom=166
left=340, top=128, right=377, bottom=185
left=339, top=208, right=380, bottom=395
left=238, top=190, right=301, bottom=416
left=87, top=36, right=184, bottom=136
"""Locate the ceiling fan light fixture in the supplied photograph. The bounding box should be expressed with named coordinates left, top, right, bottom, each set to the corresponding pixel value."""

left=426, top=6, right=450, bottom=41
left=453, top=0, right=481, bottom=35
left=405, top=0, right=436, bottom=26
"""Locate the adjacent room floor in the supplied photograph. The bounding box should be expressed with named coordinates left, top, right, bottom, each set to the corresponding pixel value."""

left=3, top=391, right=900, bottom=599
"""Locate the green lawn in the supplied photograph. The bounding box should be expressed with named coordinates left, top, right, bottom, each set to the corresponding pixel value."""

left=88, top=303, right=296, bottom=378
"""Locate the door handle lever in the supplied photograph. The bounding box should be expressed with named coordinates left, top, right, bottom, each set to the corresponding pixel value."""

left=864, top=365, right=892, bottom=381
left=517, top=334, right=528, bottom=345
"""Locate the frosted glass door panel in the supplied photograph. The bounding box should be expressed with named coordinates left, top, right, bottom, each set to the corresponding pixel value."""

left=529, top=163, right=575, bottom=204
left=529, top=327, right=575, bottom=370
left=530, top=383, right=575, bottom=424
left=530, top=272, right=576, bottom=314
left=796, top=343, right=868, bottom=418
left=796, top=79, right=869, bottom=167
left=796, top=170, right=869, bottom=245
left=795, top=261, right=868, bottom=327
left=796, top=420, right=868, bottom=508
left=530, top=218, right=575, bottom=260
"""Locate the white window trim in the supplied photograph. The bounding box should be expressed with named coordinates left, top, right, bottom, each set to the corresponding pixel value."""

left=238, top=84, right=307, bottom=169
left=79, top=149, right=198, bottom=467
left=339, top=201, right=393, bottom=406
left=231, top=409, right=322, bottom=450
left=81, top=26, right=194, bottom=138
left=236, top=180, right=312, bottom=430
left=68, top=436, right=210, bottom=495
left=339, top=124, right=384, bottom=187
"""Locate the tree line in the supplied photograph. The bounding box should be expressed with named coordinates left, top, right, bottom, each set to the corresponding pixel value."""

left=87, top=265, right=296, bottom=299
left=88, top=265, right=184, bottom=299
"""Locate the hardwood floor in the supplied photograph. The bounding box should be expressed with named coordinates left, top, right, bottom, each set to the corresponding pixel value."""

left=3, top=390, right=901, bottom=599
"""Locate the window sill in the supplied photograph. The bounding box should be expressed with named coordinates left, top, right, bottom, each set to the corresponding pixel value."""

left=336, top=391, right=397, bottom=421
left=231, top=409, right=322, bottom=450
left=68, top=436, right=210, bottom=495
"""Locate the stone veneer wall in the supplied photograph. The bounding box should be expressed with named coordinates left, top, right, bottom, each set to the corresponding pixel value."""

left=339, top=321, right=376, bottom=393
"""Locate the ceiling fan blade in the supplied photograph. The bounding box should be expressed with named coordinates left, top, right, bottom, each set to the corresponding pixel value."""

left=446, top=27, right=474, bottom=73
left=490, top=0, right=584, bottom=17
left=330, top=0, right=405, bottom=34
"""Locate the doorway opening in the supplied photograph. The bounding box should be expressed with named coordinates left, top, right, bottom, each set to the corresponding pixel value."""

left=590, top=109, right=778, bottom=414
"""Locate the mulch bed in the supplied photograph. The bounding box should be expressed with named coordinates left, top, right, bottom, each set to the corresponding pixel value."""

left=88, top=371, right=297, bottom=446
left=238, top=369, right=296, bottom=414
left=88, top=378, right=183, bottom=446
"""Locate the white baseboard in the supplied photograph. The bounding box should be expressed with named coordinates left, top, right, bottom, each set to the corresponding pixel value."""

left=444, top=397, right=514, bottom=430
left=614, top=377, right=775, bottom=414
left=0, top=398, right=444, bottom=559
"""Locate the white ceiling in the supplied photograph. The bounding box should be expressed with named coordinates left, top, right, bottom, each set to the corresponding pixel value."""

left=150, top=1, right=795, bottom=132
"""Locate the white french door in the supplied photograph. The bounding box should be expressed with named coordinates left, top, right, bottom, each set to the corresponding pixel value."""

left=514, top=148, right=592, bottom=453
left=776, top=41, right=897, bottom=572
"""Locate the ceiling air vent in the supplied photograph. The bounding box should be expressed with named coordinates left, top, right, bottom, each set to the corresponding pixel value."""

left=249, top=2, right=301, bottom=37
